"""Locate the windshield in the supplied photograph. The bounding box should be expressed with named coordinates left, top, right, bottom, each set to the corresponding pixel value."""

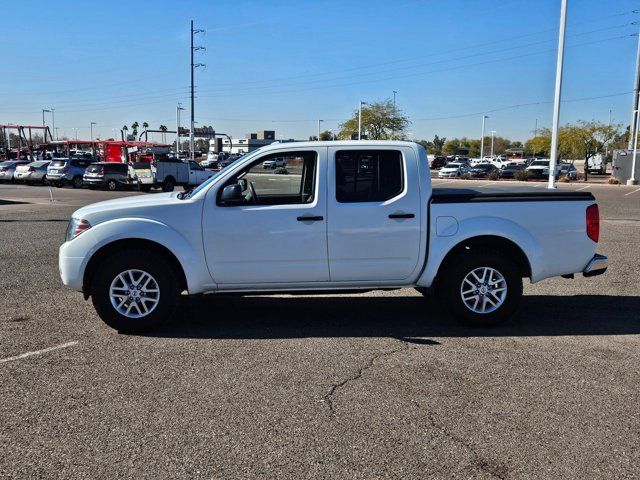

left=50, top=160, right=67, bottom=168
left=180, top=150, right=260, bottom=199
left=531, top=160, right=549, bottom=166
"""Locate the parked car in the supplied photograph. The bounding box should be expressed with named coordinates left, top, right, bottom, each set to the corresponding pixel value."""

left=438, top=162, right=469, bottom=178
left=59, top=140, right=607, bottom=333
left=47, top=158, right=93, bottom=188
left=587, top=154, right=605, bottom=174
left=499, top=163, right=526, bottom=179
left=83, top=162, right=132, bottom=191
left=430, top=156, right=447, bottom=169
left=559, top=163, right=578, bottom=180
left=468, top=163, right=499, bottom=178
left=0, top=160, right=30, bottom=183
left=13, top=161, right=51, bottom=185
left=526, top=159, right=560, bottom=179
left=263, top=157, right=286, bottom=169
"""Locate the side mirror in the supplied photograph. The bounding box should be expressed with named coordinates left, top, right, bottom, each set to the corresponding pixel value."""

left=220, top=184, right=244, bottom=205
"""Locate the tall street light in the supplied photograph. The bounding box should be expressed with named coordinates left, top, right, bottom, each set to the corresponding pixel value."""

left=392, top=91, right=398, bottom=139
left=480, top=115, right=488, bottom=159
left=548, top=0, right=568, bottom=189
left=358, top=100, right=367, bottom=140
left=90, top=122, right=96, bottom=140
left=317, top=119, right=323, bottom=141
left=177, top=103, right=185, bottom=154
left=490, top=130, right=496, bottom=158
left=42, top=109, right=51, bottom=128
left=629, top=101, right=640, bottom=185
left=50, top=108, right=55, bottom=140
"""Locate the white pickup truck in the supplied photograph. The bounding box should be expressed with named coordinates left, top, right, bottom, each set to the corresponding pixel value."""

left=134, top=158, right=214, bottom=192
left=59, top=141, right=607, bottom=332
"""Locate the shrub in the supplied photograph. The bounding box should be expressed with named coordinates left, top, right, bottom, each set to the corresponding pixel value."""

left=558, top=176, right=571, bottom=183
left=607, top=177, right=620, bottom=185
left=514, top=169, right=530, bottom=181
left=459, top=173, right=471, bottom=180
left=488, top=171, right=500, bottom=181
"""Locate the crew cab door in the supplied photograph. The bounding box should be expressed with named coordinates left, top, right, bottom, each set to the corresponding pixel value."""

left=202, top=147, right=329, bottom=285
left=327, top=146, right=422, bottom=281
left=188, top=160, right=208, bottom=185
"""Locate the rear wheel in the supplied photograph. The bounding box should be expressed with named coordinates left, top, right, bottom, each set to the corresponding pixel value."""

left=162, top=177, right=175, bottom=192
left=91, top=249, right=180, bottom=332
left=107, top=179, right=118, bottom=191
left=437, top=248, right=522, bottom=327
left=71, top=175, right=83, bottom=189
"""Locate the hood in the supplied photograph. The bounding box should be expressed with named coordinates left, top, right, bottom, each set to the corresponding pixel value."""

left=72, top=192, right=178, bottom=220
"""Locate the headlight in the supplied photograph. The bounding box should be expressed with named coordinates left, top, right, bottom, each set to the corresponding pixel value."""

left=66, top=218, right=91, bottom=242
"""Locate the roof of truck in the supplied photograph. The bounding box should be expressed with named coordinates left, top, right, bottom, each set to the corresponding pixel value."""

left=257, top=140, right=420, bottom=153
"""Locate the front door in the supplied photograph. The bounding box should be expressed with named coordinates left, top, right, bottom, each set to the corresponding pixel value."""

left=327, top=146, right=422, bottom=282
left=202, top=148, right=329, bottom=285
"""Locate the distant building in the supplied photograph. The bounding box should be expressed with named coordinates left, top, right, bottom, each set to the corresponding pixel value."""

left=222, top=131, right=293, bottom=154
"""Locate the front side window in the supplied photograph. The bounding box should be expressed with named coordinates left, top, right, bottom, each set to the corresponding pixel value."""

left=335, top=150, right=403, bottom=203
left=218, top=151, right=317, bottom=206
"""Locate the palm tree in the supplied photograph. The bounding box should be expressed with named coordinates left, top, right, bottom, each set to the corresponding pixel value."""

left=159, top=125, right=168, bottom=143
left=122, top=125, right=128, bottom=140
left=131, top=121, right=139, bottom=138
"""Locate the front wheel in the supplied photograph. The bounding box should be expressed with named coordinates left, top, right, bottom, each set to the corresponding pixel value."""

left=437, top=248, right=522, bottom=327
left=91, top=249, right=180, bottom=332
left=107, top=179, right=118, bottom=191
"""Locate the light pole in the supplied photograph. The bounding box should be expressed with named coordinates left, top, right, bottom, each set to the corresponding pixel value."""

left=480, top=115, right=488, bottom=159
left=629, top=103, right=640, bottom=185
left=548, top=0, right=568, bottom=189
left=42, top=109, right=51, bottom=129
left=358, top=100, right=367, bottom=140
left=392, top=91, right=398, bottom=139
left=51, top=108, right=55, bottom=140
left=177, top=102, right=185, bottom=154
left=90, top=122, right=96, bottom=140
left=190, top=20, right=206, bottom=161
left=317, top=119, right=323, bottom=141
left=605, top=109, right=612, bottom=160
left=490, top=130, right=496, bottom=158
left=629, top=24, right=640, bottom=149
left=73, top=128, right=79, bottom=140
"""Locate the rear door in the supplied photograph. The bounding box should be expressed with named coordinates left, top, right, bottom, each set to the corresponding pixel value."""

left=327, top=146, right=422, bottom=282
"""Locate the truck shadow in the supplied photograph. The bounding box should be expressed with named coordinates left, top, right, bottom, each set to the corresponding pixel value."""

left=142, top=294, right=640, bottom=341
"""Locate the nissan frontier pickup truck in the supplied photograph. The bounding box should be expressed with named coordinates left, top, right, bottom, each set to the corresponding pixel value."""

left=59, top=141, right=607, bottom=332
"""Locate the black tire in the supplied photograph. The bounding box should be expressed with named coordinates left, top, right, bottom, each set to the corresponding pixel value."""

left=107, top=179, right=118, bottom=191
left=91, top=249, right=180, bottom=332
left=71, top=175, right=83, bottom=189
left=436, top=248, right=522, bottom=327
left=162, top=177, right=175, bottom=192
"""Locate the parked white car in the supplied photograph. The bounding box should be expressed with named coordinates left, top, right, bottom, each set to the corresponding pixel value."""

left=262, top=157, right=286, bottom=169
left=13, top=161, right=51, bottom=184
left=438, top=162, right=468, bottom=178
left=526, top=159, right=560, bottom=179
left=59, top=141, right=607, bottom=333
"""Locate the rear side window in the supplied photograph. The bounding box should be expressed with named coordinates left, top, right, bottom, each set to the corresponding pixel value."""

left=86, top=164, right=102, bottom=173
left=335, top=150, right=403, bottom=203
left=106, top=163, right=126, bottom=173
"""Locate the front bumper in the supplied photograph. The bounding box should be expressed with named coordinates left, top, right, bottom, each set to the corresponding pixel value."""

left=583, top=254, right=608, bottom=277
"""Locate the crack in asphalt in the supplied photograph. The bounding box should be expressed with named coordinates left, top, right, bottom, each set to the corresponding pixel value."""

left=426, top=413, right=509, bottom=480
left=323, top=342, right=410, bottom=415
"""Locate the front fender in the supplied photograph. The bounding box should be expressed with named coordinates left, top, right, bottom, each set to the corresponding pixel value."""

left=61, top=217, right=214, bottom=294
left=416, top=215, right=543, bottom=287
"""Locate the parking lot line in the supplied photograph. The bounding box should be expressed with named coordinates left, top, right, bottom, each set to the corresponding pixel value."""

left=477, top=182, right=495, bottom=187
left=624, top=187, right=640, bottom=196
left=576, top=185, right=591, bottom=191
left=0, top=341, right=78, bottom=364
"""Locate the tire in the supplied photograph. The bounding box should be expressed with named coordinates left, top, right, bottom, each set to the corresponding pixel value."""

left=436, top=248, right=522, bottom=327
left=71, top=175, right=83, bottom=189
left=107, top=179, right=118, bottom=191
left=162, top=177, right=175, bottom=192
left=91, top=249, right=180, bottom=332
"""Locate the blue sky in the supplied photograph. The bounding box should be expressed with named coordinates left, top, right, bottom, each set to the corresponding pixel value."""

left=1, top=0, right=638, bottom=142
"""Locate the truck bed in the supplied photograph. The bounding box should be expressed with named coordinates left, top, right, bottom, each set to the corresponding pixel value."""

left=431, top=187, right=595, bottom=203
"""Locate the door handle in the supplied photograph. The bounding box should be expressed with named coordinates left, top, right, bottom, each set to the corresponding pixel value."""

left=389, top=213, right=415, bottom=219
left=297, top=215, right=324, bottom=222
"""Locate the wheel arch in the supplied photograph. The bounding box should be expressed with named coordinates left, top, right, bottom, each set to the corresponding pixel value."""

left=82, top=238, right=188, bottom=299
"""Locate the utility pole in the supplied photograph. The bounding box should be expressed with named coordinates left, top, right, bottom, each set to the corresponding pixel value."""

left=490, top=130, right=496, bottom=158
left=51, top=108, right=55, bottom=140
left=42, top=109, right=50, bottom=128
left=480, top=115, right=488, bottom=159
left=190, top=20, right=205, bottom=161
left=177, top=102, right=185, bottom=155
left=548, top=0, right=568, bottom=189
left=629, top=27, right=640, bottom=149
left=392, top=91, right=398, bottom=139
left=605, top=109, right=612, bottom=159
left=317, top=119, right=323, bottom=141
left=90, top=122, right=96, bottom=140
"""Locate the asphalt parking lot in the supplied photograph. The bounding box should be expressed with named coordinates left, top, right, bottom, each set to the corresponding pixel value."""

left=1, top=180, right=639, bottom=479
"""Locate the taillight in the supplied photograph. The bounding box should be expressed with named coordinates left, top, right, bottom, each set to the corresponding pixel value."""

left=586, top=204, right=599, bottom=242
left=62, top=166, right=70, bottom=173
left=0, top=167, right=7, bottom=172
left=28, top=166, right=35, bottom=172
